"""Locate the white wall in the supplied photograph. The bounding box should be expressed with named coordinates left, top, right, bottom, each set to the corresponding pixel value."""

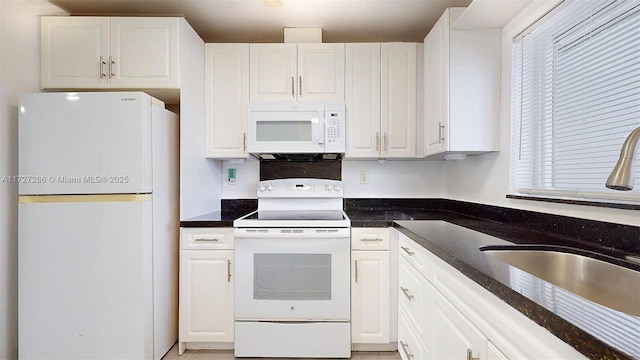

left=0, top=1, right=67, bottom=357
left=220, top=158, right=445, bottom=199
left=443, top=0, right=640, bottom=227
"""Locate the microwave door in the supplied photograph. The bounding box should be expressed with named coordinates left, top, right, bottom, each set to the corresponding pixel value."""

left=249, top=111, right=323, bottom=153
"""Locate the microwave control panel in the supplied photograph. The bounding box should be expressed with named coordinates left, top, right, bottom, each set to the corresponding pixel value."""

left=324, top=105, right=345, bottom=152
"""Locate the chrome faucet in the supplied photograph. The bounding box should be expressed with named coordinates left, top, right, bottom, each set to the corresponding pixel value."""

left=606, top=126, right=640, bottom=191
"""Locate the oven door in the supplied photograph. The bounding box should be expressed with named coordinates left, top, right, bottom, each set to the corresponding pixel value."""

left=234, top=228, right=350, bottom=321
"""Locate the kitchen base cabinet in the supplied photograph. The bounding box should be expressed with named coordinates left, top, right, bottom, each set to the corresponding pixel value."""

left=351, top=228, right=397, bottom=351
left=397, top=233, right=586, bottom=360
left=178, top=228, right=234, bottom=354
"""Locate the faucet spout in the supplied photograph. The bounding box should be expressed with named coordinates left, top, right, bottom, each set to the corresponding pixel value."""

left=606, top=126, right=640, bottom=191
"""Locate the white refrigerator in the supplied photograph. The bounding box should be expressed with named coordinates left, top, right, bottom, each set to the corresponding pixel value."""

left=18, top=92, right=179, bottom=360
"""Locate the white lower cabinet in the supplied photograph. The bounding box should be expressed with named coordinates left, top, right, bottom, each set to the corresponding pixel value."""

left=178, top=228, right=234, bottom=354
left=351, top=228, right=397, bottom=350
left=397, top=233, right=586, bottom=360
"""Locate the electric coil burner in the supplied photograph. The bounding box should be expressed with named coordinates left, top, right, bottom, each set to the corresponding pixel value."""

left=233, top=178, right=351, bottom=358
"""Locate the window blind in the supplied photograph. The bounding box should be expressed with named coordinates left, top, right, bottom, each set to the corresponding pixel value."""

left=511, top=0, right=640, bottom=203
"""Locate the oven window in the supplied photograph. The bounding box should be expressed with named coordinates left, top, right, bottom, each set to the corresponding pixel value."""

left=256, top=121, right=312, bottom=142
left=254, top=254, right=331, bottom=300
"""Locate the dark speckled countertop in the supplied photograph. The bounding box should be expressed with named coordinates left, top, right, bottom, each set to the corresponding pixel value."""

left=180, top=204, right=639, bottom=359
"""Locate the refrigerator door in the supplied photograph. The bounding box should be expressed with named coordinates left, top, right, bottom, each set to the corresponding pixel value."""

left=18, top=195, right=174, bottom=360
left=18, top=92, right=153, bottom=195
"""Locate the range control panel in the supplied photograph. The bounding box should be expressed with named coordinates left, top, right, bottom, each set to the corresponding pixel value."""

left=257, top=178, right=343, bottom=198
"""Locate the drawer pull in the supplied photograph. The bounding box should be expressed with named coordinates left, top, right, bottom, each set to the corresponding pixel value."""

left=361, top=237, right=383, bottom=242
left=401, top=246, right=414, bottom=256
left=467, top=349, right=480, bottom=360
left=400, top=287, right=414, bottom=301
left=400, top=341, right=414, bottom=359
left=194, top=237, right=219, bottom=242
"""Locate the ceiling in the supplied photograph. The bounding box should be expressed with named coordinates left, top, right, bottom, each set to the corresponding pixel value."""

left=48, top=0, right=474, bottom=43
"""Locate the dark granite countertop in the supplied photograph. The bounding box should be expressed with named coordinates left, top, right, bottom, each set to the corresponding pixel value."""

left=394, top=220, right=639, bottom=360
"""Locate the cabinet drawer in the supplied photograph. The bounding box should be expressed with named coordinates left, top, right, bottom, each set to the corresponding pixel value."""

left=398, top=233, right=430, bottom=279
left=181, top=228, right=234, bottom=250
left=398, top=256, right=429, bottom=339
left=351, top=227, right=390, bottom=250
left=398, top=305, right=429, bottom=360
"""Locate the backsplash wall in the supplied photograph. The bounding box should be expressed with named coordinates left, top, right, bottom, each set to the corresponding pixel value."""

left=221, top=158, right=445, bottom=199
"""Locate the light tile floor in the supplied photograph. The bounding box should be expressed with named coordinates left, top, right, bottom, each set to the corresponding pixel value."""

left=162, top=344, right=401, bottom=360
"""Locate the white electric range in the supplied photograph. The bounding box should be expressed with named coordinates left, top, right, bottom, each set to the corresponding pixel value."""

left=233, top=178, right=351, bottom=358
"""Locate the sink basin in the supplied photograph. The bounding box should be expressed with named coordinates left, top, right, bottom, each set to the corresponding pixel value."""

left=479, top=245, right=640, bottom=316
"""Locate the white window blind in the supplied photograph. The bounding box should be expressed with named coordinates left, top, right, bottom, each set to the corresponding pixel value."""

left=511, top=0, right=640, bottom=203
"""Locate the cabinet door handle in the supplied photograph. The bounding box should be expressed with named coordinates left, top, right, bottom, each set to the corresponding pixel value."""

left=99, top=56, right=107, bottom=78
left=375, top=132, right=380, bottom=152
left=354, top=260, right=358, bottom=283
left=438, top=122, right=445, bottom=144
left=291, top=76, right=295, bottom=98
left=194, top=237, right=219, bottom=242
left=383, top=132, right=388, bottom=152
left=400, top=341, right=414, bottom=359
left=299, top=76, right=302, bottom=97
left=361, top=237, right=383, bottom=242
left=401, top=246, right=414, bottom=256
left=227, top=260, right=232, bottom=282
left=400, top=286, right=414, bottom=300
left=467, top=349, right=480, bottom=360
left=109, top=56, right=115, bottom=78
left=243, top=132, right=247, bottom=152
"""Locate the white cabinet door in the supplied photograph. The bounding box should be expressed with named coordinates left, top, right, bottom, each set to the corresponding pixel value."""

left=381, top=43, right=417, bottom=158
left=424, top=12, right=449, bottom=155
left=351, top=250, right=390, bottom=344
left=297, top=43, right=345, bottom=101
left=429, top=283, right=487, bottom=360
left=488, top=342, right=510, bottom=360
left=204, top=44, right=249, bottom=158
left=249, top=43, right=297, bottom=101
left=41, top=16, right=110, bottom=88
left=345, top=43, right=381, bottom=158
left=109, top=17, right=180, bottom=88
left=179, top=250, right=234, bottom=343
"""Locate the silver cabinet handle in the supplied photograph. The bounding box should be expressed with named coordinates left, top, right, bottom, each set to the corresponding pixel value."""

left=400, top=341, right=414, bottom=359
left=401, top=246, right=414, bottom=256
left=383, top=132, right=388, bottom=152
left=401, top=286, right=414, bottom=301
left=299, top=76, right=302, bottom=97
left=361, top=237, right=383, bottom=242
left=375, top=132, right=380, bottom=152
left=291, top=76, right=295, bottom=98
left=194, top=238, right=219, bottom=242
left=243, top=132, right=247, bottom=152
left=109, top=56, right=115, bottom=78
left=354, top=260, right=358, bottom=283
left=227, top=260, right=232, bottom=282
left=99, top=56, right=107, bottom=78
left=467, top=349, right=480, bottom=360
left=438, top=122, right=445, bottom=144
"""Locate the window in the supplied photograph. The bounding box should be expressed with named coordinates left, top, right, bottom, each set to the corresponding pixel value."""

left=511, top=0, right=640, bottom=204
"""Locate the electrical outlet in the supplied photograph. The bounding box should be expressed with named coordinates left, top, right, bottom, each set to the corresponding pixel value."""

left=227, top=168, right=237, bottom=184
left=359, top=170, right=369, bottom=184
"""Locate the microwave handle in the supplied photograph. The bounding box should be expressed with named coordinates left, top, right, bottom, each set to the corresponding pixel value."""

left=318, top=118, right=325, bottom=145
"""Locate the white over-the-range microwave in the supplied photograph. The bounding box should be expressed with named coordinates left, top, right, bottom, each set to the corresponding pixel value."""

left=247, top=101, right=345, bottom=155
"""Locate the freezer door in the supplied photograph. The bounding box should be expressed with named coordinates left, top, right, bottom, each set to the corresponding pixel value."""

left=18, top=92, right=153, bottom=194
left=18, top=197, right=169, bottom=359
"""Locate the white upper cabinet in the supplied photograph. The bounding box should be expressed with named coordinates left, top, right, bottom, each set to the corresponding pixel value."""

left=345, top=43, right=418, bottom=159
left=204, top=44, right=249, bottom=159
left=41, top=16, right=181, bottom=91
left=249, top=43, right=345, bottom=101
left=423, top=8, right=501, bottom=158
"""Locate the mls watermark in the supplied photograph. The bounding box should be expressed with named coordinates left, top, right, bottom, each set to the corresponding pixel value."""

left=1, top=175, right=130, bottom=184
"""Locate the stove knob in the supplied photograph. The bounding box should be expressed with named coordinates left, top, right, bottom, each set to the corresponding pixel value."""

left=267, top=185, right=274, bottom=191
left=334, top=184, right=341, bottom=191
left=259, top=185, right=266, bottom=192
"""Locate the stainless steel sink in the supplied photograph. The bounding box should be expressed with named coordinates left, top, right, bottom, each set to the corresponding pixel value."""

left=479, top=246, right=640, bottom=316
